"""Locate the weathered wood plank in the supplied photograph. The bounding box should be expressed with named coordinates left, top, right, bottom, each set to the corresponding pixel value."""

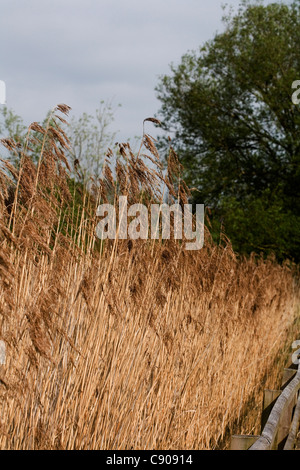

left=283, top=397, right=300, bottom=450
left=261, top=390, right=281, bottom=434
left=281, top=368, right=297, bottom=389
left=249, top=363, right=300, bottom=450
left=230, top=435, right=260, bottom=450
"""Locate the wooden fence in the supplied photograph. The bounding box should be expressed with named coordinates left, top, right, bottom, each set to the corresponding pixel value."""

left=231, top=347, right=300, bottom=450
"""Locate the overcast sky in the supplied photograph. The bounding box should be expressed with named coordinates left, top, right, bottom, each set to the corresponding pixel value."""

left=0, top=0, right=276, bottom=144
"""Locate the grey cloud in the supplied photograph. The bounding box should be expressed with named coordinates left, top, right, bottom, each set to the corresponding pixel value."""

left=0, top=0, right=275, bottom=143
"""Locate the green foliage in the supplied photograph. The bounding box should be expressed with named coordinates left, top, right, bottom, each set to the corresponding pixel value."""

left=0, top=106, right=27, bottom=164
left=66, top=100, right=121, bottom=181
left=52, top=176, right=102, bottom=253
left=217, top=188, right=300, bottom=262
left=0, top=100, right=120, bottom=180
left=156, top=0, right=300, bottom=262
left=0, top=106, right=27, bottom=142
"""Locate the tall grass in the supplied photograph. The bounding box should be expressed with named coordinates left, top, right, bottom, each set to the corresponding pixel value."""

left=0, top=106, right=299, bottom=449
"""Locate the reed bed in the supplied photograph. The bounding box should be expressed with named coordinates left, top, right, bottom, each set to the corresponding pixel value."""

left=0, top=106, right=299, bottom=449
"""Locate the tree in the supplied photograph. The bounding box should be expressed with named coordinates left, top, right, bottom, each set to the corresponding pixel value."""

left=0, top=106, right=27, bottom=163
left=0, top=106, right=27, bottom=141
left=66, top=100, right=121, bottom=182
left=155, top=0, right=300, bottom=262
left=0, top=100, right=120, bottom=183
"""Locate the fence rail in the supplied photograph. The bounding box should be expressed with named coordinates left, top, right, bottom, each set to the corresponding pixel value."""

left=231, top=346, right=300, bottom=450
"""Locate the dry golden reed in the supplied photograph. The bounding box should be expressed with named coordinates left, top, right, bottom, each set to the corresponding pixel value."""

left=0, top=106, right=299, bottom=449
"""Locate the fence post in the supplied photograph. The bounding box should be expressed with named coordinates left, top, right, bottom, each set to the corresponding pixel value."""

left=230, top=435, right=260, bottom=450
left=281, top=367, right=297, bottom=389
left=261, top=389, right=282, bottom=443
